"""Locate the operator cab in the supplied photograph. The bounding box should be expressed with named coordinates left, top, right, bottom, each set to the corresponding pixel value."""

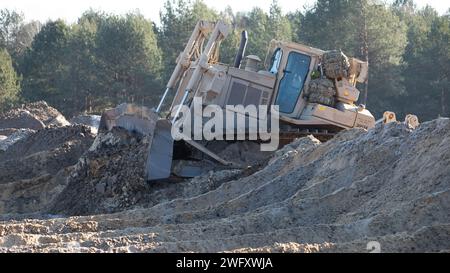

left=264, top=40, right=324, bottom=119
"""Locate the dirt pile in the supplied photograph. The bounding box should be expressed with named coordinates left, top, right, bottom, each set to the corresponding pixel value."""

left=0, top=110, right=44, bottom=130
left=48, top=128, right=245, bottom=216
left=20, top=101, right=70, bottom=127
left=0, top=101, right=69, bottom=131
left=0, top=117, right=448, bottom=253
left=0, top=125, right=96, bottom=215
left=0, top=102, right=95, bottom=218
left=47, top=128, right=152, bottom=215
left=0, top=102, right=97, bottom=216
left=0, top=129, right=35, bottom=152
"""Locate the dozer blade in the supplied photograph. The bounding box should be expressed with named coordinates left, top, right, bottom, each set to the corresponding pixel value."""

left=145, top=119, right=174, bottom=180
left=99, top=103, right=174, bottom=181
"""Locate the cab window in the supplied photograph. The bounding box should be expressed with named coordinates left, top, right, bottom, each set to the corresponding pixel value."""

left=275, top=51, right=311, bottom=114
left=269, top=48, right=283, bottom=74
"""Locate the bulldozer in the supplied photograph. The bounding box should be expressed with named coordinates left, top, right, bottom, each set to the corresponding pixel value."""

left=99, top=20, right=397, bottom=181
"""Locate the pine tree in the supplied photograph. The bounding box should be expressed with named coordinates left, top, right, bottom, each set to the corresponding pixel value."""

left=299, top=0, right=407, bottom=118
left=0, top=48, right=20, bottom=112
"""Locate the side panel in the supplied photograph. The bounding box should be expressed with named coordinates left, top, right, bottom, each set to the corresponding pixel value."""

left=227, top=67, right=276, bottom=88
left=222, top=78, right=273, bottom=118
left=355, top=109, right=376, bottom=130
left=217, top=67, right=276, bottom=110
left=300, top=103, right=358, bottom=128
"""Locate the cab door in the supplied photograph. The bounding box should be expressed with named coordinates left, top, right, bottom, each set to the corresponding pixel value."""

left=274, top=51, right=311, bottom=114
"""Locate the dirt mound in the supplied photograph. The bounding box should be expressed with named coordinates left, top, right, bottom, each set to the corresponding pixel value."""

left=0, top=129, right=35, bottom=152
left=0, top=118, right=448, bottom=252
left=0, top=101, right=69, bottom=130
left=21, top=101, right=70, bottom=127
left=0, top=125, right=96, bottom=215
left=47, top=128, right=152, bottom=215
left=0, top=110, right=45, bottom=130
left=48, top=128, right=244, bottom=216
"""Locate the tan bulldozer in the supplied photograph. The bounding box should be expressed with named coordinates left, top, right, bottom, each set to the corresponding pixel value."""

left=100, top=20, right=414, bottom=181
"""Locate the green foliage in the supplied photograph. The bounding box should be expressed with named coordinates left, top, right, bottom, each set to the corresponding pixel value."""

left=158, top=0, right=292, bottom=72
left=298, top=0, right=407, bottom=117
left=20, top=20, right=71, bottom=107
left=268, top=0, right=293, bottom=42
left=0, top=48, right=20, bottom=112
left=237, top=1, right=293, bottom=63
left=401, top=11, right=450, bottom=119
left=0, top=9, right=40, bottom=68
left=287, top=10, right=303, bottom=42
left=0, top=1, right=447, bottom=121
left=158, top=0, right=219, bottom=82
left=363, top=4, right=408, bottom=116
left=20, top=13, right=163, bottom=116
left=0, top=9, right=24, bottom=55
left=95, top=13, right=163, bottom=109
left=243, top=7, right=270, bottom=61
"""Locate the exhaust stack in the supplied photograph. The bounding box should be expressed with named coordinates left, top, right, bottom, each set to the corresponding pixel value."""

left=234, top=30, right=248, bottom=68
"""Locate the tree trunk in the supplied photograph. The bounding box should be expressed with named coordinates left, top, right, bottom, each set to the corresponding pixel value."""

left=85, top=94, right=88, bottom=114
left=85, top=93, right=92, bottom=114
left=363, top=71, right=369, bottom=105
left=89, top=94, right=92, bottom=113
left=361, top=3, right=369, bottom=106
left=442, top=88, right=447, bottom=117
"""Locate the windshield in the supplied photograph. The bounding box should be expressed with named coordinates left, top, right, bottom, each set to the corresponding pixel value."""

left=275, top=51, right=311, bottom=113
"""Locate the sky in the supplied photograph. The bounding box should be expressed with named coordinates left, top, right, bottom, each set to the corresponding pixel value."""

left=0, top=0, right=448, bottom=24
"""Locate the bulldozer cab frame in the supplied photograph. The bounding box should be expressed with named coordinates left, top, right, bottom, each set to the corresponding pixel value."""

left=266, top=40, right=325, bottom=119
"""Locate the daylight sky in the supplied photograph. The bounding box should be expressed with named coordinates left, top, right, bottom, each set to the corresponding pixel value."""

left=1, top=0, right=448, bottom=24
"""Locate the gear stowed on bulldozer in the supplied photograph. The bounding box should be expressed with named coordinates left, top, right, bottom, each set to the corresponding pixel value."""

left=99, top=20, right=417, bottom=181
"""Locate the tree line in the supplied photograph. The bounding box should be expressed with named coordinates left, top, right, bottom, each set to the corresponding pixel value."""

left=0, top=0, right=448, bottom=120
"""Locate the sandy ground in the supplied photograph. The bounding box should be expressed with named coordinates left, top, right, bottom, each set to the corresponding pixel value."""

left=0, top=103, right=449, bottom=253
